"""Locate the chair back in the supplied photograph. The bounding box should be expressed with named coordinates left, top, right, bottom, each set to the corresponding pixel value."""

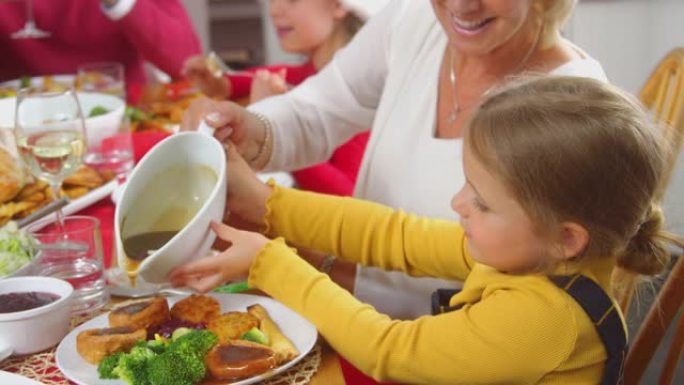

left=639, top=47, right=684, bottom=200
left=614, top=48, right=684, bottom=315
left=624, top=251, right=684, bottom=385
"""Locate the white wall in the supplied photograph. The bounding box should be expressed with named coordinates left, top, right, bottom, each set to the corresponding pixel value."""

left=568, top=0, right=684, bottom=235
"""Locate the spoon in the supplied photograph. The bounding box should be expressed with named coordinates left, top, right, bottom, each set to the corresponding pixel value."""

left=206, top=51, right=254, bottom=78
left=108, top=286, right=192, bottom=299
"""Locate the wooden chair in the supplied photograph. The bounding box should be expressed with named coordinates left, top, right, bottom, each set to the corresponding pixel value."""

left=624, top=250, right=684, bottom=385
left=639, top=47, right=684, bottom=200
left=614, top=48, right=684, bottom=315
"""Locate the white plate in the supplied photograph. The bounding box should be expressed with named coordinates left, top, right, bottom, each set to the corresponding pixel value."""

left=55, top=293, right=318, bottom=385
left=25, top=180, right=118, bottom=232
left=0, top=74, right=75, bottom=91
left=0, top=371, right=44, bottom=385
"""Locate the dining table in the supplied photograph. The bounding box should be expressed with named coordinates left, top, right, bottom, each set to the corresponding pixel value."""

left=1, top=131, right=392, bottom=385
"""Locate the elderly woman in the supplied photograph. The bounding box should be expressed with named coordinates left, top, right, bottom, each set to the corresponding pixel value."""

left=186, top=0, right=607, bottom=319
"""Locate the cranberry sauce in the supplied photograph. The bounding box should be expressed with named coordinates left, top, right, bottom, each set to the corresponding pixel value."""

left=0, top=291, right=60, bottom=313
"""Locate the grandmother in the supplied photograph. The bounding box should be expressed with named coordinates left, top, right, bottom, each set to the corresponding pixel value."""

left=185, top=0, right=607, bottom=319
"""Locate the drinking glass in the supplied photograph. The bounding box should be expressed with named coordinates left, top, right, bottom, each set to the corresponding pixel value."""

left=14, top=88, right=87, bottom=230
left=28, top=216, right=109, bottom=315
left=77, top=62, right=126, bottom=100
left=11, top=0, right=50, bottom=39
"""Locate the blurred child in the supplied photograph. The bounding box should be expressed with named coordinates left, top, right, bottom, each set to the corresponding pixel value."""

left=182, top=0, right=386, bottom=196
left=169, top=76, right=682, bottom=384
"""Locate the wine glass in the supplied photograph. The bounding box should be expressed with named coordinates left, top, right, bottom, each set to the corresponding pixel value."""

left=14, top=88, right=86, bottom=230
left=11, top=0, right=50, bottom=39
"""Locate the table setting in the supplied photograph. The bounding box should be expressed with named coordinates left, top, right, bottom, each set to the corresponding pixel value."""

left=0, top=68, right=371, bottom=385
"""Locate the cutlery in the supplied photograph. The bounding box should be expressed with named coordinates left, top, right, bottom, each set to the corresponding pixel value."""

left=16, top=197, right=69, bottom=229
left=206, top=51, right=254, bottom=78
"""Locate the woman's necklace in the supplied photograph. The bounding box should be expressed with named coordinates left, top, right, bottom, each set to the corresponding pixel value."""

left=445, top=30, right=541, bottom=125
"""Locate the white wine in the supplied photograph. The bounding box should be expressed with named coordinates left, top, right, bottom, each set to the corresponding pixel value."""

left=17, top=130, right=85, bottom=184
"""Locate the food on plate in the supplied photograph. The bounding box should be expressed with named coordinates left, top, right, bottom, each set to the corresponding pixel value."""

left=0, top=291, right=59, bottom=313
left=76, top=326, right=147, bottom=364
left=150, top=317, right=206, bottom=339
left=170, top=294, right=221, bottom=324
left=85, top=294, right=299, bottom=385
left=0, top=147, right=24, bottom=204
left=0, top=221, right=37, bottom=277
left=205, top=339, right=278, bottom=381
left=129, top=82, right=200, bottom=133
left=248, top=304, right=299, bottom=364
left=0, top=164, right=109, bottom=226
left=207, top=311, right=259, bottom=343
left=88, top=105, right=110, bottom=118
left=109, top=296, right=170, bottom=330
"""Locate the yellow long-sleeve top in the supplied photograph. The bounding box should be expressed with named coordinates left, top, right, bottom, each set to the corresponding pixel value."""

left=247, top=185, right=622, bottom=384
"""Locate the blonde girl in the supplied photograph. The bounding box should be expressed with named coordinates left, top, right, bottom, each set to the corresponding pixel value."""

left=169, top=76, right=679, bottom=384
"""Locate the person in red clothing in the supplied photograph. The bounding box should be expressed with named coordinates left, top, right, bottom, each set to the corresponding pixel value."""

left=183, top=0, right=387, bottom=196
left=0, top=0, right=201, bottom=97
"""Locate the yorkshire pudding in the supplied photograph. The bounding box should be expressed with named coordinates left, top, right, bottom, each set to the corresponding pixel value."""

left=108, top=296, right=170, bottom=330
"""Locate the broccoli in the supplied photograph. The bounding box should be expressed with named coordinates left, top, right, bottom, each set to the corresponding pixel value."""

left=112, top=345, right=156, bottom=385
left=147, top=350, right=206, bottom=385
left=88, top=105, right=109, bottom=118
left=167, top=329, right=218, bottom=359
left=97, top=352, right=123, bottom=379
left=241, top=327, right=269, bottom=345
left=146, top=338, right=168, bottom=354
left=146, top=330, right=218, bottom=385
left=171, top=327, right=193, bottom=341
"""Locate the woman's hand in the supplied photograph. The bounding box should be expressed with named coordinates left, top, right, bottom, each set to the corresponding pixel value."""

left=249, top=69, right=288, bottom=104
left=168, top=222, right=269, bottom=293
left=182, top=55, right=231, bottom=99
left=223, top=141, right=272, bottom=225
left=181, top=98, right=271, bottom=169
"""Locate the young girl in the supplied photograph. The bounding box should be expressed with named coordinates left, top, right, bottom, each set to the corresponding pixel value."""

left=169, top=76, right=680, bottom=384
left=182, top=0, right=385, bottom=196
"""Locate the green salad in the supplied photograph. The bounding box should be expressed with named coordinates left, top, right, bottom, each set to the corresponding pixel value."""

left=0, top=221, right=37, bottom=277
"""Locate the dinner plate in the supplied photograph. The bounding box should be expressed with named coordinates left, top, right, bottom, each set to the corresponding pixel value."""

left=0, top=74, right=75, bottom=91
left=23, top=180, right=118, bottom=233
left=0, top=371, right=44, bottom=385
left=55, top=293, right=318, bottom=385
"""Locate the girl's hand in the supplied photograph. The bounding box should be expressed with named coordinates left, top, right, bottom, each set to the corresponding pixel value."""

left=168, top=221, right=269, bottom=293
left=249, top=69, right=288, bottom=104
left=182, top=55, right=231, bottom=99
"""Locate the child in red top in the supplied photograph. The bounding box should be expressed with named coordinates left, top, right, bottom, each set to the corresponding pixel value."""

left=184, top=0, right=388, bottom=196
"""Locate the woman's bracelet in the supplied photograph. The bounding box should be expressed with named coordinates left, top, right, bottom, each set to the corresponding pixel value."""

left=248, top=112, right=272, bottom=168
left=318, top=255, right=337, bottom=275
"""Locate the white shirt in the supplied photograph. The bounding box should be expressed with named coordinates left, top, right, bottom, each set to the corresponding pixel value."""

left=251, top=0, right=608, bottom=319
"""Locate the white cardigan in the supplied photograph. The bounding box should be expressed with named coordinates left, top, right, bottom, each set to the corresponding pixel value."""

left=250, top=0, right=608, bottom=319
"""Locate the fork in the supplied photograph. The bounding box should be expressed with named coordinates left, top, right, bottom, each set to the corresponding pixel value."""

left=206, top=51, right=254, bottom=78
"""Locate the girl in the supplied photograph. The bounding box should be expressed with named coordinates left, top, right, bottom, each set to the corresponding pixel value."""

left=182, top=0, right=385, bottom=196
left=169, top=76, right=680, bottom=384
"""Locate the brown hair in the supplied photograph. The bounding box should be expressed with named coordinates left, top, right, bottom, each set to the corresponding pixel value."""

left=466, top=76, right=679, bottom=276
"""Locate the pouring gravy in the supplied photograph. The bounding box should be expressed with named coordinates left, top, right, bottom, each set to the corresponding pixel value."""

left=119, top=164, right=217, bottom=285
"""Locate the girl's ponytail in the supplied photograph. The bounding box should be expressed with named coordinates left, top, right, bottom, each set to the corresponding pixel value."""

left=618, top=203, right=682, bottom=276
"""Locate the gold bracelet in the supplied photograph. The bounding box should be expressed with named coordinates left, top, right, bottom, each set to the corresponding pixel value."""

left=249, top=112, right=272, bottom=166
left=318, top=255, right=337, bottom=275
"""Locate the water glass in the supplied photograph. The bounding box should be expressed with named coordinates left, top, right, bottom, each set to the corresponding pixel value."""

left=28, top=216, right=109, bottom=315
left=84, top=113, right=134, bottom=182
left=76, top=62, right=125, bottom=99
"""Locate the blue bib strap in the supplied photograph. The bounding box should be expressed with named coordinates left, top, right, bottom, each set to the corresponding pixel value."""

left=549, top=275, right=626, bottom=385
